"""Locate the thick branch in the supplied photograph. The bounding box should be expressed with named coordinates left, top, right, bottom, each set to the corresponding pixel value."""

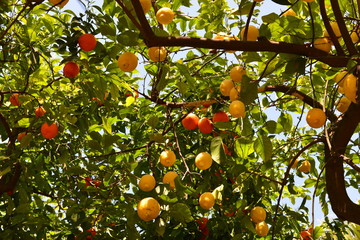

left=330, top=0, right=358, bottom=55
left=260, top=85, right=338, bottom=123
left=0, top=162, right=22, bottom=195
left=325, top=103, right=360, bottom=224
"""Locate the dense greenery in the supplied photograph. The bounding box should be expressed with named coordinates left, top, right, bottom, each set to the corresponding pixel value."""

left=0, top=0, right=360, bottom=239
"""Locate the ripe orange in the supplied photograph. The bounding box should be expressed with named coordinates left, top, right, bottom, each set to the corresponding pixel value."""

left=148, top=47, right=167, bottom=62
left=35, top=106, right=46, bottom=118
left=137, top=197, right=160, bottom=221
left=117, top=52, right=138, bottom=72
left=78, top=33, right=97, bottom=52
left=199, top=192, right=215, bottom=210
left=336, top=96, right=351, bottom=113
left=300, top=228, right=313, bottom=240
left=250, top=206, right=266, bottom=223
left=351, top=31, right=359, bottom=42
left=298, top=160, right=311, bottom=173
left=240, top=25, right=259, bottom=41
left=343, top=73, right=357, bottom=103
left=159, top=150, right=176, bottom=167
left=182, top=113, right=199, bottom=130
left=195, top=152, right=213, bottom=170
left=140, top=0, right=151, bottom=13
left=314, top=38, right=331, bottom=53
left=162, top=171, right=178, bottom=189
left=49, top=0, right=69, bottom=7
left=212, top=111, right=229, bottom=123
left=306, top=108, right=326, bottom=128
left=9, top=93, right=21, bottom=106
left=63, top=61, right=80, bottom=78
left=230, top=66, right=246, bottom=83
left=255, top=221, right=269, bottom=237
left=220, top=79, right=234, bottom=96
left=229, top=100, right=246, bottom=118
left=17, top=132, right=27, bottom=142
left=229, top=85, right=241, bottom=101
left=283, top=9, right=296, bottom=16
left=156, top=7, right=175, bottom=25
left=138, top=174, right=156, bottom=192
left=41, top=122, right=58, bottom=139
left=198, top=117, right=213, bottom=134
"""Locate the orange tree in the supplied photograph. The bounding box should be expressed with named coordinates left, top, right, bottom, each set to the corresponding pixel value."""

left=1, top=0, right=360, bottom=239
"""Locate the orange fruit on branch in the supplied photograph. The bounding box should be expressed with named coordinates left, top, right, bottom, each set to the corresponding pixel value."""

left=229, top=100, right=246, bottom=118
left=117, top=52, right=138, bottom=72
left=195, top=152, right=213, bottom=170
left=306, top=108, right=326, bottom=128
left=35, top=106, right=46, bottom=118
left=63, top=61, right=80, bottom=78
left=9, top=93, right=21, bottom=106
left=198, top=117, right=213, bottom=134
left=148, top=47, right=167, bottom=62
left=212, top=111, right=229, bottom=123
left=240, top=25, right=259, bottom=41
left=162, top=171, right=178, bottom=189
left=182, top=113, right=199, bottom=130
left=230, top=66, right=246, bottom=83
left=220, top=79, right=234, bottom=96
left=156, top=7, right=175, bottom=25
left=255, top=221, right=269, bottom=237
left=138, top=174, right=156, bottom=192
left=41, top=122, right=58, bottom=139
left=298, top=160, right=311, bottom=173
left=140, top=0, right=151, bottom=13
left=17, top=132, right=27, bottom=142
left=137, top=197, right=160, bottom=221
left=159, top=150, right=176, bottom=167
left=78, top=33, right=97, bottom=52
left=199, top=192, right=215, bottom=210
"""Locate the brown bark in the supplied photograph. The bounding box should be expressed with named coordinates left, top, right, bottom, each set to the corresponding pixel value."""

left=326, top=103, right=360, bottom=224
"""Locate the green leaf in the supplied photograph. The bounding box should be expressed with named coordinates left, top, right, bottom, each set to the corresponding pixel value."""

left=0, top=166, right=11, bottom=177
left=169, top=203, right=194, bottom=223
left=264, top=120, right=283, bottom=134
left=117, top=30, right=139, bottom=46
left=278, top=112, right=293, bottom=132
left=176, top=63, right=195, bottom=88
left=210, top=136, right=224, bottom=165
left=254, top=135, right=272, bottom=162
left=284, top=57, right=306, bottom=75
left=235, top=138, right=254, bottom=158
left=17, top=118, right=31, bottom=128
left=100, top=24, right=116, bottom=37
left=125, top=96, right=135, bottom=107
left=240, top=75, right=258, bottom=104
left=262, top=13, right=279, bottom=24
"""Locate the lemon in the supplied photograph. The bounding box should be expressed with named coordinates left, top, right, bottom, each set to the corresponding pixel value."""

left=159, top=150, right=176, bottom=167
left=162, top=171, right=178, bottom=189
left=137, top=197, right=160, bottom=221
left=240, top=25, right=259, bottom=41
left=229, top=100, right=246, bottom=118
left=199, top=192, right=215, bottom=210
left=230, top=66, right=246, bottom=83
left=118, top=52, right=138, bottom=72
left=195, top=152, right=213, bottom=170
left=250, top=206, right=266, bottom=223
left=148, top=47, right=167, bottom=62
left=306, top=108, right=326, bottom=128
left=255, top=221, right=269, bottom=237
left=156, top=7, right=175, bottom=25
left=220, top=79, right=234, bottom=96
left=138, top=174, right=156, bottom=192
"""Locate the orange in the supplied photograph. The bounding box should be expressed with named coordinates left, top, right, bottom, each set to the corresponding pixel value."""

left=63, top=62, right=80, bottom=78
left=138, top=174, right=156, bottom=192
left=162, top=171, right=178, bottom=189
left=298, top=160, right=311, bottom=173
left=283, top=9, right=296, bottom=16
left=41, top=122, right=58, bottom=139
left=156, top=7, right=175, bottom=25
left=148, top=47, right=167, bottom=62
left=117, top=52, right=138, bottom=72
left=220, top=79, right=234, bottom=96
left=199, top=192, right=215, bottom=210
left=198, top=117, right=213, bottom=134
left=17, top=132, right=27, bottom=142
left=182, top=113, right=199, bottom=130
left=137, top=197, right=160, bottom=221
left=159, top=150, right=176, bottom=167
left=255, top=221, right=269, bottom=237
left=240, top=25, right=259, bottom=41
left=333, top=70, right=348, bottom=87
left=49, top=0, right=69, bottom=7
left=314, top=38, right=331, bottom=53
left=351, top=31, right=359, bottom=42
left=230, top=66, right=246, bottom=83
left=78, top=33, right=97, bottom=52
left=140, top=0, right=151, bottom=13
left=300, top=229, right=313, bottom=240
left=343, top=73, right=357, bottom=103
left=195, top=152, right=213, bottom=170
left=229, top=85, right=241, bottom=101
left=323, top=22, right=341, bottom=38
left=35, top=106, right=46, bottom=118
left=212, top=111, right=229, bottom=123
left=9, top=93, right=21, bottom=106
left=306, top=108, right=326, bottom=128
left=250, top=206, right=266, bottom=223
left=229, top=100, right=246, bottom=118
left=336, top=97, right=351, bottom=113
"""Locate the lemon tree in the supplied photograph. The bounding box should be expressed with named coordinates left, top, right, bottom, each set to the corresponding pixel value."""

left=1, top=0, right=360, bottom=239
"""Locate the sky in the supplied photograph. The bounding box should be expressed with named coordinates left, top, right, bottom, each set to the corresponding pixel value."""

left=58, top=0, right=359, bottom=228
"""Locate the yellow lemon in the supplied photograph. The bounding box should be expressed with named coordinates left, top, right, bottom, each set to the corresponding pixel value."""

left=306, top=108, right=326, bottom=128
left=229, top=100, right=246, bottom=118
left=148, top=47, right=167, bottom=62
left=230, top=66, right=246, bottom=83
left=199, top=192, right=215, bottom=210
left=156, top=7, right=175, bottom=25
left=220, top=79, right=234, bottom=96
left=159, top=150, right=176, bottom=167
left=138, top=174, right=156, bottom=192
left=137, top=197, right=160, bottom=221
left=118, top=52, right=138, bottom=72
left=250, top=206, right=266, bottom=223
left=255, top=221, right=269, bottom=237
left=195, top=152, right=213, bottom=170
left=240, top=25, right=259, bottom=41
left=162, top=171, right=178, bottom=189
